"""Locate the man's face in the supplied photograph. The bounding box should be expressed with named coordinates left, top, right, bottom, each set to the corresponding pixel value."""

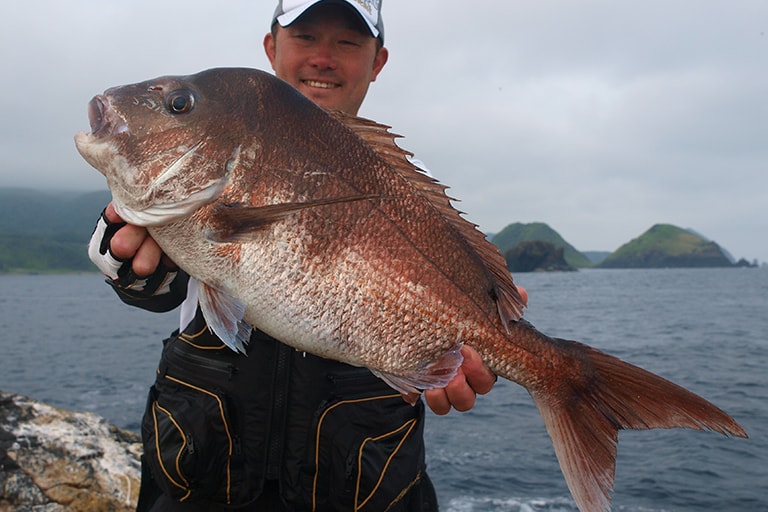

left=264, top=4, right=388, bottom=116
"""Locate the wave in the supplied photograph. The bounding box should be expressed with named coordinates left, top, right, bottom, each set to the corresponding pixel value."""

left=443, top=495, right=676, bottom=511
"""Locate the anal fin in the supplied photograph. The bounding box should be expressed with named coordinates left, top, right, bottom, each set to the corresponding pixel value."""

left=372, top=345, right=464, bottom=398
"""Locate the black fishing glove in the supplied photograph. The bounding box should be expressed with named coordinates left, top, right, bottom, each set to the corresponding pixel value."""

left=87, top=208, right=178, bottom=296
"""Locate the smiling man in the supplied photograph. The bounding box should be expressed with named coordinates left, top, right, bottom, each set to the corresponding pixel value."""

left=90, top=2, right=505, bottom=511
left=264, top=1, right=388, bottom=116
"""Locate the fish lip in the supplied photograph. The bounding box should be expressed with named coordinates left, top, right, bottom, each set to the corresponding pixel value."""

left=87, top=95, right=128, bottom=137
left=87, top=95, right=107, bottom=134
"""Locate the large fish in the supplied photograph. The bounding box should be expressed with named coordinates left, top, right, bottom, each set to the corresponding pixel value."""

left=75, top=68, right=746, bottom=512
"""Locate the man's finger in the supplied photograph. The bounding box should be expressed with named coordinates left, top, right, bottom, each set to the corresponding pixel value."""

left=460, top=346, right=495, bottom=395
left=517, top=285, right=529, bottom=306
left=110, top=223, right=149, bottom=260
left=104, top=202, right=124, bottom=224
left=132, top=236, right=164, bottom=277
left=424, top=387, right=452, bottom=416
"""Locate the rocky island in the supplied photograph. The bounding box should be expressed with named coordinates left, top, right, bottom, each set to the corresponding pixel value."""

left=503, top=240, right=576, bottom=272
left=492, top=222, right=593, bottom=269
left=599, top=224, right=734, bottom=268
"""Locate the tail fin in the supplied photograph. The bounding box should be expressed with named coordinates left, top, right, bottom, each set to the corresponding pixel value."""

left=529, top=338, right=747, bottom=512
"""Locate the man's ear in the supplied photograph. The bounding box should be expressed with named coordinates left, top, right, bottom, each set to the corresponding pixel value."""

left=263, top=32, right=277, bottom=69
left=370, top=46, right=389, bottom=82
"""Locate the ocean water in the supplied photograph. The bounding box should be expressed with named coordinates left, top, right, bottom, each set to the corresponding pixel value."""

left=1, top=268, right=766, bottom=511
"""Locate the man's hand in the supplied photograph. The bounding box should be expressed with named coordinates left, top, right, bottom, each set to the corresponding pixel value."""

left=88, top=202, right=179, bottom=298
left=103, top=203, right=173, bottom=276
left=424, top=345, right=493, bottom=415
left=423, top=285, right=528, bottom=415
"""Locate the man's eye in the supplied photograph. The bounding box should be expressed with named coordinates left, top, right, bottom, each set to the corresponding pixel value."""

left=166, top=90, right=195, bottom=114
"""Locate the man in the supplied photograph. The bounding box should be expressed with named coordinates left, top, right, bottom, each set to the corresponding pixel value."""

left=89, top=1, right=514, bottom=510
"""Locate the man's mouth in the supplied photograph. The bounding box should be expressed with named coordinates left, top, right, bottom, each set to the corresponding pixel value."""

left=302, top=79, right=339, bottom=90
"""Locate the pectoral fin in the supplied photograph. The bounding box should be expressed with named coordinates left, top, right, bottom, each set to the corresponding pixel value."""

left=206, top=195, right=379, bottom=243
left=194, top=278, right=252, bottom=353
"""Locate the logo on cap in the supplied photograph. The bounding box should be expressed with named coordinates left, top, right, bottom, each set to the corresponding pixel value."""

left=353, top=0, right=380, bottom=16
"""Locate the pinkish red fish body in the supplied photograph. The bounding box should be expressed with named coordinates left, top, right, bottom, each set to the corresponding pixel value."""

left=75, top=68, right=746, bottom=512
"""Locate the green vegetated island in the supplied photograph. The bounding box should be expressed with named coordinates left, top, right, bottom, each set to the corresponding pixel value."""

left=0, top=188, right=760, bottom=274
left=492, top=222, right=759, bottom=272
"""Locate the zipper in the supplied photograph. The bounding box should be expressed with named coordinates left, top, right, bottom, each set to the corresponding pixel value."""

left=168, top=342, right=237, bottom=379
left=266, top=341, right=292, bottom=480
left=233, top=435, right=242, bottom=457
left=327, top=367, right=394, bottom=396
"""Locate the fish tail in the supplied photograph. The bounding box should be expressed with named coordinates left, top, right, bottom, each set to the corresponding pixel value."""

left=526, top=337, right=747, bottom=512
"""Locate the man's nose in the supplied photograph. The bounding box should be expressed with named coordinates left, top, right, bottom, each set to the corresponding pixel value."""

left=307, top=43, right=338, bottom=70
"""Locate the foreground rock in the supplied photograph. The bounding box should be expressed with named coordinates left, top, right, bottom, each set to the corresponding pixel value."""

left=0, top=390, right=141, bottom=511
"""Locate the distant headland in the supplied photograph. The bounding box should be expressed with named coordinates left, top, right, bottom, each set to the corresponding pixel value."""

left=0, top=188, right=761, bottom=273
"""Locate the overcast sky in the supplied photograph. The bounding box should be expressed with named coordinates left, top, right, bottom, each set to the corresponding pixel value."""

left=1, top=1, right=766, bottom=262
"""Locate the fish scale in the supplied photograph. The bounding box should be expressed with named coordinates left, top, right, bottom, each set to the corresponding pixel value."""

left=75, top=67, right=747, bottom=512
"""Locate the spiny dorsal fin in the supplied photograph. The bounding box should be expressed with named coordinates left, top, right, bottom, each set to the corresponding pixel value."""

left=332, top=111, right=525, bottom=327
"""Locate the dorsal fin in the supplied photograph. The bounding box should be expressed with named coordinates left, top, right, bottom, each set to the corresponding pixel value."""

left=331, top=111, right=526, bottom=328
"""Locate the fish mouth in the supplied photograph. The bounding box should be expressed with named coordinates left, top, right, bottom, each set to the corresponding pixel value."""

left=86, top=95, right=128, bottom=137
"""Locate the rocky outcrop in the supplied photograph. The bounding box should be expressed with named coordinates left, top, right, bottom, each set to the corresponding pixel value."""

left=0, top=390, right=141, bottom=511
left=504, top=240, right=577, bottom=272
left=492, top=222, right=593, bottom=268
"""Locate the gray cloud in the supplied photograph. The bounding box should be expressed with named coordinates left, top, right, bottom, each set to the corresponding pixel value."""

left=1, top=1, right=765, bottom=261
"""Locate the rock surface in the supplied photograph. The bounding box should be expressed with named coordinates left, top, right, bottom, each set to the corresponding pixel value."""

left=504, top=240, right=577, bottom=272
left=0, top=390, right=141, bottom=511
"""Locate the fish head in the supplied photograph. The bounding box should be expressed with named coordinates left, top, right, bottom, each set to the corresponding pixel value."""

left=75, top=69, right=262, bottom=226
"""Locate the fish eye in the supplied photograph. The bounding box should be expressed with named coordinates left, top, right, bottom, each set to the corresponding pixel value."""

left=166, top=90, right=195, bottom=114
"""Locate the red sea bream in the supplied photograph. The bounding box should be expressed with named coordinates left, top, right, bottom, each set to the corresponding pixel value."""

left=75, top=68, right=747, bottom=512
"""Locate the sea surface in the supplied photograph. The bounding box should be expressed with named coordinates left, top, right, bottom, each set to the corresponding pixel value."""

left=1, top=268, right=766, bottom=511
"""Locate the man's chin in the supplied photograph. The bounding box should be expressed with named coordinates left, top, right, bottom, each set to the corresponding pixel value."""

left=310, top=97, right=346, bottom=112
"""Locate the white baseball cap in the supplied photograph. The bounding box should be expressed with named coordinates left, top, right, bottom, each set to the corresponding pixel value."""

left=272, top=0, right=384, bottom=42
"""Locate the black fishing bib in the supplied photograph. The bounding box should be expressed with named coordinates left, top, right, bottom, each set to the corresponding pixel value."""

left=141, top=308, right=431, bottom=511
